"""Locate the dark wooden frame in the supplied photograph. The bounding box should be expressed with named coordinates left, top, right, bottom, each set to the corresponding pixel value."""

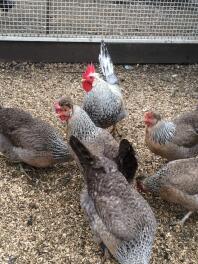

left=0, top=41, right=197, bottom=63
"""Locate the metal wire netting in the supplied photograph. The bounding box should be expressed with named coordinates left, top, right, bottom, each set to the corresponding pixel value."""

left=0, top=0, right=197, bottom=42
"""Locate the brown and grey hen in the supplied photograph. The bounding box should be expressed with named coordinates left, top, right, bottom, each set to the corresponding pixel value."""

left=69, top=135, right=157, bottom=264
left=0, top=106, right=72, bottom=168
left=137, top=157, right=198, bottom=225
left=144, top=107, right=198, bottom=160
left=54, top=97, right=138, bottom=183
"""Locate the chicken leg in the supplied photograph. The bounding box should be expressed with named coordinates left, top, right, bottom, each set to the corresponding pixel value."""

left=178, top=211, right=193, bottom=226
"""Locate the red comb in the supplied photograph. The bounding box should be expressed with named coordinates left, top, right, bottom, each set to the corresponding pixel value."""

left=144, top=112, right=153, bottom=119
left=82, top=63, right=95, bottom=78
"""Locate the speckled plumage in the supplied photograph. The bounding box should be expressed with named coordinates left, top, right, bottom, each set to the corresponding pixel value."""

left=66, top=104, right=137, bottom=183
left=82, top=41, right=127, bottom=129
left=143, top=158, right=198, bottom=194
left=70, top=136, right=156, bottom=264
left=67, top=104, right=118, bottom=159
left=83, top=79, right=127, bottom=128
left=145, top=108, right=198, bottom=160
left=0, top=107, right=72, bottom=167
left=141, top=157, right=198, bottom=219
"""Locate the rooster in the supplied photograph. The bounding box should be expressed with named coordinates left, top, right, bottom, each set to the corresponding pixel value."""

left=82, top=41, right=127, bottom=136
left=54, top=97, right=138, bottom=183
left=144, top=107, right=198, bottom=160
left=0, top=106, right=72, bottom=168
left=136, top=157, right=198, bottom=226
left=69, top=135, right=156, bottom=264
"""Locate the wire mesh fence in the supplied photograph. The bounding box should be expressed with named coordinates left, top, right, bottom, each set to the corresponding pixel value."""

left=0, top=0, right=197, bottom=42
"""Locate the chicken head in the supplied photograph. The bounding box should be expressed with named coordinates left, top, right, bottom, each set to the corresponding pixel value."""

left=144, top=111, right=161, bottom=127
left=82, top=63, right=96, bottom=92
left=54, top=97, right=73, bottom=122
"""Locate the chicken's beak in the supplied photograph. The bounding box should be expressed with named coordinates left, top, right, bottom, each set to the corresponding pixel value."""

left=135, top=180, right=146, bottom=193
left=54, top=102, right=62, bottom=113
left=82, top=78, right=86, bottom=82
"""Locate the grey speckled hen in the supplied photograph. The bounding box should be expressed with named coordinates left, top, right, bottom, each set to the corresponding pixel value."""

left=69, top=136, right=157, bottom=264
left=137, top=157, right=198, bottom=225
left=54, top=98, right=138, bottom=183
left=144, top=107, right=198, bottom=160
left=0, top=106, right=72, bottom=167
left=81, top=41, right=127, bottom=131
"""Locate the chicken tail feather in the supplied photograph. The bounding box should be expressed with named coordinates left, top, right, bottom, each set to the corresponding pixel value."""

left=115, top=139, right=138, bottom=183
left=99, top=40, right=118, bottom=85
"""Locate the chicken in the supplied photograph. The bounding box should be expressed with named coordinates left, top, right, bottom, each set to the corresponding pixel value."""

left=0, top=106, right=72, bottom=168
left=69, top=135, right=157, bottom=264
left=82, top=41, right=127, bottom=136
left=0, top=0, right=14, bottom=12
left=54, top=97, right=138, bottom=183
left=136, top=157, right=198, bottom=225
left=144, top=107, right=198, bottom=160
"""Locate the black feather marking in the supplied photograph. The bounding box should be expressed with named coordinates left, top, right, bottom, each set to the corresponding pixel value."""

left=69, top=135, right=95, bottom=167
left=152, top=122, right=176, bottom=145
left=115, top=139, right=138, bottom=183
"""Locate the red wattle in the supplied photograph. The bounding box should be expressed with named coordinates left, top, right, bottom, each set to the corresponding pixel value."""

left=59, top=114, right=70, bottom=122
left=82, top=80, right=92, bottom=93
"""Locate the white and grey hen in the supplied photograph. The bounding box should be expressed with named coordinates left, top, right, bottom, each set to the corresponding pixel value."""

left=54, top=97, right=138, bottom=183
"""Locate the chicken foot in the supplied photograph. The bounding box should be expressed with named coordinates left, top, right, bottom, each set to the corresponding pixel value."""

left=110, top=125, right=122, bottom=139
left=17, top=163, right=33, bottom=179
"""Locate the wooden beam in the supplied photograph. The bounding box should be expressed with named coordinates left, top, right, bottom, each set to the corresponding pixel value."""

left=0, top=41, right=197, bottom=63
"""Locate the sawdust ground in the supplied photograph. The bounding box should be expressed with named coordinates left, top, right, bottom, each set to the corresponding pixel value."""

left=0, top=62, right=197, bottom=264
